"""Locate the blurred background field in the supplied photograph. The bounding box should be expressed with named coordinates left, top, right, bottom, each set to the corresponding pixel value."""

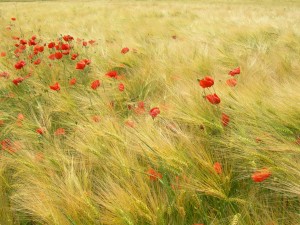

left=0, top=0, right=300, bottom=225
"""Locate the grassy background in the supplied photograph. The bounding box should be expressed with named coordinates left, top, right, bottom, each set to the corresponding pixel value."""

left=0, top=0, right=300, bottom=224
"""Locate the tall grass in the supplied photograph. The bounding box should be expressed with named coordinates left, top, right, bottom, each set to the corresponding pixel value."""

left=0, top=1, right=300, bottom=224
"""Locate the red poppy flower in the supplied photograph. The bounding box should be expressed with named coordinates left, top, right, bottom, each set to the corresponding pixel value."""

left=20, top=39, right=27, bottom=45
left=199, top=76, right=214, bottom=88
left=14, top=60, right=26, bottom=69
left=1, top=139, right=15, bottom=153
left=36, top=128, right=44, bottom=135
left=226, top=78, right=237, bottom=87
left=48, top=42, right=55, bottom=48
left=49, top=82, right=60, bottom=91
left=138, top=101, right=145, bottom=109
left=88, top=40, right=96, bottom=45
left=83, top=59, right=91, bottom=65
left=213, top=162, right=222, bottom=174
left=63, top=35, right=74, bottom=42
left=61, top=43, right=70, bottom=50
left=71, top=53, right=78, bottom=60
left=69, top=78, right=76, bottom=85
left=55, top=52, right=63, bottom=59
left=34, top=58, right=41, bottom=65
left=228, top=67, right=240, bottom=76
left=17, top=113, right=24, bottom=120
left=35, top=152, right=44, bottom=162
left=82, top=41, right=87, bottom=47
left=125, top=120, right=135, bottom=128
left=34, top=45, right=44, bottom=52
left=147, top=168, right=162, bottom=181
left=12, top=77, right=24, bottom=86
left=121, top=47, right=129, bottom=54
left=118, top=83, right=125, bottom=92
left=92, top=115, right=101, bottom=123
left=11, top=17, right=16, bottom=21
left=54, top=128, right=65, bottom=136
left=221, top=113, right=230, bottom=126
left=0, top=52, right=6, bottom=57
left=91, top=80, right=100, bottom=90
left=31, top=35, right=37, bottom=40
left=0, top=72, right=9, bottom=78
left=12, top=36, right=20, bottom=40
left=149, top=107, right=160, bottom=119
left=28, top=39, right=37, bottom=46
left=251, top=168, right=271, bottom=182
left=134, top=103, right=145, bottom=114
left=206, top=93, right=221, bottom=105
left=48, top=53, right=56, bottom=60
left=62, top=50, right=70, bottom=55
left=76, top=60, right=86, bottom=70
left=105, top=70, right=117, bottom=78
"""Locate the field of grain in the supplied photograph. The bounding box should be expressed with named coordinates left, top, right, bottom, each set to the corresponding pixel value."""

left=0, top=1, right=300, bottom=224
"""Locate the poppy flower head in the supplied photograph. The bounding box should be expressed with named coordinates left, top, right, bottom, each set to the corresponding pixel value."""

left=221, top=113, right=230, bottom=127
left=17, top=113, right=24, bottom=121
left=147, top=168, right=162, bottom=181
left=48, top=53, right=56, bottom=60
left=125, top=120, right=135, bottom=128
left=20, top=39, right=27, bottom=45
left=1, top=139, right=15, bottom=153
left=105, top=70, right=118, bottom=78
left=149, top=107, right=160, bottom=119
left=49, top=82, right=60, bottom=91
left=213, top=162, right=222, bottom=174
left=34, top=58, right=41, bottom=65
left=76, top=60, right=86, bottom=70
left=82, top=41, right=87, bottom=47
left=69, top=78, right=76, bottom=85
left=55, top=52, right=63, bottom=60
left=83, top=59, right=91, bottom=65
left=36, top=128, right=44, bottom=135
left=205, top=93, right=221, bottom=105
left=138, top=101, right=145, bottom=109
left=135, top=101, right=146, bottom=114
left=48, top=42, right=55, bottom=48
left=29, top=39, right=37, bottom=46
left=61, top=43, right=70, bottom=50
left=199, top=76, right=214, bottom=88
left=54, top=128, right=65, bottom=136
left=0, top=72, right=10, bottom=78
left=228, top=67, right=240, bottom=76
left=91, top=80, right=100, bottom=90
left=226, top=78, right=237, bottom=87
left=88, top=40, right=96, bottom=45
left=92, top=115, right=101, bottom=123
left=0, top=52, right=6, bottom=57
left=71, top=53, right=78, bottom=60
left=118, top=83, right=125, bottom=92
left=13, top=77, right=24, bottom=86
left=63, top=35, right=74, bottom=42
left=11, top=17, right=16, bottom=21
left=14, top=60, right=26, bottom=70
left=121, top=47, right=129, bottom=54
left=251, top=168, right=271, bottom=182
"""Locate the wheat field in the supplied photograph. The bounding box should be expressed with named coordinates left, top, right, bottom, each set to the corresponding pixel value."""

left=0, top=1, right=300, bottom=224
